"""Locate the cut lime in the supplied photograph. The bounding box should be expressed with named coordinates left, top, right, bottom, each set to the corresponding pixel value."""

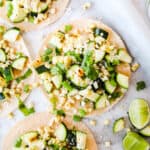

left=123, top=132, right=150, bottom=150
left=129, top=99, right=150, bottom=129
left=140, top=125, right=150, bottom=137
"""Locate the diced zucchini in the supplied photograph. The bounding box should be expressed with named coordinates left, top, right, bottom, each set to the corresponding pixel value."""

left=35, top=65, right=49, bottom=74
left=38, top=2, right=48, bottom=13
left=140, top=125, right=150, bottom=137
left=0, top=93, right=5, bottom=100
left=12, top=57, right=27, bottom=70
left=113, top=117, right=125, bottom=133
left=3, top=27, right=20, bottom=42
left=3, top=67, right=14, bottom=82
left=67, top=65, right=89, bottom=88
left=55, top=123, right=67, bottom=141
left=43, top=80, right=53, bottom=93
left=117, top=73, right=129, bottom=89
left=96, top=94, right=108, bottom=109
left=0, top=48, right=6, bottom=62
left=79, top=88, right=100, bottom=102
left=51, top=74, right=62, bottom=89
left=9, top=6, right=27, bottom=23
left=105, top=80, right=116, bottom=94
left=94, top=50, right=105, bottom=62
left=6, top=1, right=13, bottom=17
left=21, top=131, right=38, bottom=144
left=76, top=131, right=87, bottom=149
left=93, top=28, right=109, bottom=39
left=118, top=49, right=132, bottom=63
left=62, top=81, right=74, bottom=92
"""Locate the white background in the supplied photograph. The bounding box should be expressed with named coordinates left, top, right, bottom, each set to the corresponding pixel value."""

left=0, top=0, right=150, bottom=149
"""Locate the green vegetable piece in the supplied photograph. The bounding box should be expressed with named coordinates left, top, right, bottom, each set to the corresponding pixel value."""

left=0, top=26, right=5, bottom=34
left=6, top=1, right=13, bottom=17
left=129, top=99, right=150, bottom=129
left=65, top=51, right=82, bottom=62
left=0, top=0, right=3, bottom=6
left=140, top=125, right=150, bottom=137
left=93, top=27, right=109, bottom=39
left=41, top=48, right=52, bottom=62
left=123, top=132, right=150, bottom=150
left=136, top=81, right=146, bottom=91
left=18, top=99, right=35, bottom=116
left=23, top=84, right=31, bottom=93
left=3, top=67, right=14, bottom=82
left=53, top=109, right=66, bottom=117
left=62, top=81, right=73, bottom=92
left=64, top=25, right=73, bottom=33
left=73, top=115, right=83, bottom=122
left=82, top=51, right=98, bottom=80
left=35, top=65, right=49, bottom=74
left=16, top=69, right=32, bottom=83
left=113, top=117, right=125, bottom=133
left=15, top=138, right=22, bottom=148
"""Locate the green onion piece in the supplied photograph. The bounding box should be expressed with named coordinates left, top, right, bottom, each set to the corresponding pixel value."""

left=64, top=25, right=73, bottom=33
left=15, top=138, right=22, bottom=148
left=18, top=98, right=35, bottom=116
left=73, top=115, right=83, bottom=122
left=136, top=81, right=146, bottom=91
left=78, top=109, right=86, bottom=117
left=0, top=25, right=5, bottom=34
left=23, top=84, right=31, bottom=93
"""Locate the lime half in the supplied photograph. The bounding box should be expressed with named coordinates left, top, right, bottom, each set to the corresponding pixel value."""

left=129, top=99, right=150, bottom=129
left=123, top=132, right=150, bottom=150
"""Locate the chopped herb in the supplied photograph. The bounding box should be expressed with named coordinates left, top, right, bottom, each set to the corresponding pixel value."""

left=64, top=25, right=73, bottom=33
left=111, top=92, right=122, bottom=99
left=41, top=48, right=53, bottom=62
left=55, top=47, right=61, bottom=55
left=0, top=92, right=5, bottom=100
left=82, top=51, right=98, bottom=80
left=53, top=109, right=66, bottom=117
left=62, top=81, right=73, bottom=92
left=78, top=109, right=86, bottom=117
left=23, top=84, right=31, bottom=93
left=16, top=69, right=32, bottom=83
left=18, top=98, right=35, bottom=116
left=51, top=63, right=66, bottom=75
left=73, top=115, right=83, bottom=122
left=15, top=138, right=22, bottom=148
left=65, top=51, right=83, bottom=62
left=136, top=81, right=146, bottom=91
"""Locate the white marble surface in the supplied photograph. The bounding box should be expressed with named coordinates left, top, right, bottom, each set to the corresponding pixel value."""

left=0, top=0, right=150, bottom=149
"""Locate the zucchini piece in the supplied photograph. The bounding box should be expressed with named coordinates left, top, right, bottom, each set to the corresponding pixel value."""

left=105, top=80, right=116, bottom=94
left=76, top=131, right=87, bottom=149
left=96, top=94, right=108, bottom=109
left=91, top=78, right=103, bottom=92
left=9, top=5, right=27, bottom=23
left=0, top=93, right=5, bottom=100
left=123, top=132, right=150, bottom=150
left=51, top=74, right=62, bottom=89
left=6, top=1, right=13, bottom=17
left=93, top=28, right=109, bottom=39
left=12, top=57, right=27, bottom=70
left=67, top=65, right=89, bottom=88
left=39, top=2, right=48, bottom=13
left=140, top=125, right=150, bottom=137
left=55, top=123, right=67, bottom=141
left=21, top=131, right=38, bottom=144
left=118, top=49, right=132, bottom=63
left=3, top=27, right=20, bottom=42
left=43, top=80, right=53, bottom=93
left=94, top=50, right=105, bottom=62
left=79, top=89, right=100, bottom=102
left=117, top=73, right=129, bottom=89
left=35, top=65, right=49, bottom=74
left=113, top=117, right=125, bottom=133
left=3, top=67, right=14, bottom=82
left=0, top=48, right=6, bottom=62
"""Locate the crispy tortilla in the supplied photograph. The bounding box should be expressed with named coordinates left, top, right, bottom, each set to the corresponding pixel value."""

left=2, top=112, right=98, bottom=150
left=37, top=19, right=131, bottom=116
left=0, top=25, right=35, bottom=117
left=0, top=0, right=69, bottom=32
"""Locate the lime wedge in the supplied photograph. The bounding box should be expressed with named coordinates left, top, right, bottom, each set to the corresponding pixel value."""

left=123, top=132, right=150, bottom=150
left=129, top=99, right=150, bottom=129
